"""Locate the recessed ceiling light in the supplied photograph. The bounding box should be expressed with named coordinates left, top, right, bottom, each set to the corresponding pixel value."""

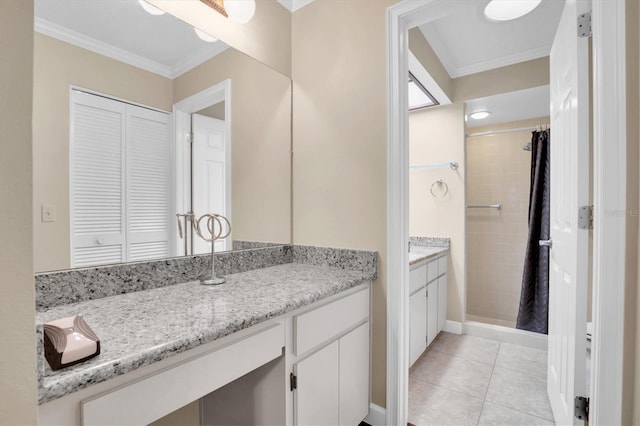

left=194, top=28, right=218, bottom=43
left=138, top=0, right=165, bottom=16
left=469, top=111, right=491, bottom=120
left=484, top=0, right=542, bottom=22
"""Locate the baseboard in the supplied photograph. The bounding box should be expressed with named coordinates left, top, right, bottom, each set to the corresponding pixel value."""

left=443, top=320, right=462, bottom=334
left=463, top=320, right=547, bottom=350
left=363, top=403, right=385, bottom=426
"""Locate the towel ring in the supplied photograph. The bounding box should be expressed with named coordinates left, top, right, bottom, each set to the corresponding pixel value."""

left=430, top=179, right=448, bottom=198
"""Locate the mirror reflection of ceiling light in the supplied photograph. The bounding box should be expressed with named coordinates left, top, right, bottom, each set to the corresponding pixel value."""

left=194, top=28, right=218, bottom=43
left=484, top=0, right=542, bottom=21
left=138, top=0, right=165, bottom=16
left=224, top=0, right=257, bottom=24
left=469, top=111, right=491, bottom=120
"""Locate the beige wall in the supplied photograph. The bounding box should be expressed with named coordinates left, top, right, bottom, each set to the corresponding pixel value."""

left=409, top=103, right=466, bottom=322
left=465, top=117, right=548, bottom=325
left=197, top=101, right=225, bottom=120
left=453, top=57, right=549, bottom=102
left=626, top=0, right=640, bottom=424
left=409, top=28, right=453, bottom=101
left=0, top=1, right=38, bottom=425
left=635, top=0, right=640, bottom=421
left=148, top=0, right=291, bottom=77
left=174, top=48, right=292, bottom=246
left=32, top=33, right=173, bottom=272
left=291, top=0, right=395, bottom=407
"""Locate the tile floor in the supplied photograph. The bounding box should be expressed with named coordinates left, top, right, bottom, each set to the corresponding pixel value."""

left=409, top=332, right=555, bottom=426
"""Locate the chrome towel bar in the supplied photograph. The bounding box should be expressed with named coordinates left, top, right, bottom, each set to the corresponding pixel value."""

left=466, top=204, right=503, bottom=210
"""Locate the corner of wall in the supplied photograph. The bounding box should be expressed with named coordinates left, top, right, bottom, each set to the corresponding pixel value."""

left=408, top=28, right=453, bottom=101
left=0, top=1, right=38, bottom=424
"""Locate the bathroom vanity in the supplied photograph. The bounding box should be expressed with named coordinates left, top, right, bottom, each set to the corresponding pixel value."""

left=35, top=246, right=376, bottom=426
left=408, top=238, right=449, bottom=366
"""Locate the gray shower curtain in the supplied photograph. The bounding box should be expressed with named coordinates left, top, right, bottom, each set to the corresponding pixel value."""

left=516, top=129, right=550, bottom=334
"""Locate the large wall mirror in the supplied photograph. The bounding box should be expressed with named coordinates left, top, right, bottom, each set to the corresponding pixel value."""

left=33, top=0, right=292, bottom=273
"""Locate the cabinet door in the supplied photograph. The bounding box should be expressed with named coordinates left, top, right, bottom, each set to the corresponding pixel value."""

left=437, top=275, right=447, bottom=332
left=295, top=341, right=339, bottom=426
left=409, top=288, right=427, bottom=366
left=427, top=282, right=438, bottom=346
left=339, top=322, right=370, bottom=426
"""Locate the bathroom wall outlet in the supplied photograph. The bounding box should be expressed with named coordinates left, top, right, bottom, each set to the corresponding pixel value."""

left=42, top=204, right=56, bottom=222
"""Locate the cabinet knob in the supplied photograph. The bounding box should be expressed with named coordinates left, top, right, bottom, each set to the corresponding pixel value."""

left=96, top=239, right=105, bottom=245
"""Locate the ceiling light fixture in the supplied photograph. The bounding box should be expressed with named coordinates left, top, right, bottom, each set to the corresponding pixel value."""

left=138, top=0, right=165, bottom=16
left=200, top=0, right=256, bottom=24
left=484, top=0, right=542, bottom=22
left=194, top=28, right=218, bottom=43
left=469, top=111, right=491, bottom=120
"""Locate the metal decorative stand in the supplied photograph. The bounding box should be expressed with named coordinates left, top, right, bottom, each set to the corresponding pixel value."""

left=177, top=213, right=231, bottom=285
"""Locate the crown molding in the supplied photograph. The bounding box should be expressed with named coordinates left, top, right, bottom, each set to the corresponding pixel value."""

left=275, top=0, right=315, bottom=13
left=452, top=46, right=549, bottom=78
left=34, top=17, right=173, bottom=79
left=172, top=43, right=230, bottom=78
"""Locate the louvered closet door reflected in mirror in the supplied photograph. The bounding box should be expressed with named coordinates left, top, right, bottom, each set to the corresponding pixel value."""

left=70, top=90, right=172, bottom=268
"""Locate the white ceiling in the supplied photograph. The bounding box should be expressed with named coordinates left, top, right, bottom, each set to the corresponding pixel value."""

left=465, top=85, right=550, bottom=128
left=34, top=0, right=230, bottom=79
left=419, top=0, right=565, bottom=78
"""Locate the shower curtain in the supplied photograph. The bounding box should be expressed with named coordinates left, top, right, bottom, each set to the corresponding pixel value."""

left=516, top=129, right=550, bottom=334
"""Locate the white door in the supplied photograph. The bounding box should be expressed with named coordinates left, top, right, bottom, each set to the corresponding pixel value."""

left=70, top=91, right=126, bottom=267
left=437, top=275, right=447, bottom=332
left=295, top=341, right=340, bottom=426
left=409, top=288, right=427, bottom=366
left=547, top=0, right=589, bottom=424
left=192, top=113, right=230, bottom=254
left=126, top=105, right=172, bottom=262
left=338, top=322, right=370, bottom=426
left=426, top=281, right=438, bottom=346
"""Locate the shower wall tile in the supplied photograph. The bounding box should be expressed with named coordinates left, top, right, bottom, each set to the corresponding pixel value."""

left=466, top=120, right=545, bottom=324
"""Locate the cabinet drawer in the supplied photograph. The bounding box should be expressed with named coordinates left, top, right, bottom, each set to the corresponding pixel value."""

left=427, top=260, right=438, bottom=283
left=409, top=265, right=427, bottom=294
left=438, top=256, right=448, bottom=276
left=294, top=287, right=369, bottom=356
left=82, top=322, right=284, bottom=426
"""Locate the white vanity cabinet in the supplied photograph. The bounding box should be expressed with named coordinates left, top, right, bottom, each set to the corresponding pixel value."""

left=426, top=280, right=438, bottom=346
left=39, top=283, right=372, bottom=426
left=409, top=253, right=448, bottom=367
left=292, top=286, right=370, bottom=426
left=409, top=265, right=428, bottom=366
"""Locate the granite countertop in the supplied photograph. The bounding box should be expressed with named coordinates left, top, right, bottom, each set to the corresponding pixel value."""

left=409, top=246, right=449, bottom=266
left=37, top=263, right=374, bottom=404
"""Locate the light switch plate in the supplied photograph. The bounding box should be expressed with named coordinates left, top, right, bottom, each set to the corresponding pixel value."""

left=42, top=204, right=56, bottom=222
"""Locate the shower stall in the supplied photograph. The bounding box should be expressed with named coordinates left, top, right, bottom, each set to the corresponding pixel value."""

left=465, top=118, right=549, bottom=328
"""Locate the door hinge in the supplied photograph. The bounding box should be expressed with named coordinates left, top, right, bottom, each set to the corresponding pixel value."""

left=575, top=396, right=589, bottom=421
left=187, top=132, right=194, bottom=144
left=578, top=12, right=592, bottom=37
left=290, top=372, right=297, bottom=391
left=578, top=205, right=593, bottom=230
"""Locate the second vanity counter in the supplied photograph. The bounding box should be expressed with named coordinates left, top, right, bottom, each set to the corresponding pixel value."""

left=36, top=262, right=375, bottom=405
left=409, top=246, right=448, bottom=266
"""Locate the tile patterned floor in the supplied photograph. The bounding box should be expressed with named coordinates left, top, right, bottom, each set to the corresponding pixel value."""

left=409, top=333, right=555, bottom=426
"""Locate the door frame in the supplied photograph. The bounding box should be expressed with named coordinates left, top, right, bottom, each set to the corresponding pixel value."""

left=173, top=80, right=232, bottom=255
left=385, top=1, right=627, bottom=425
